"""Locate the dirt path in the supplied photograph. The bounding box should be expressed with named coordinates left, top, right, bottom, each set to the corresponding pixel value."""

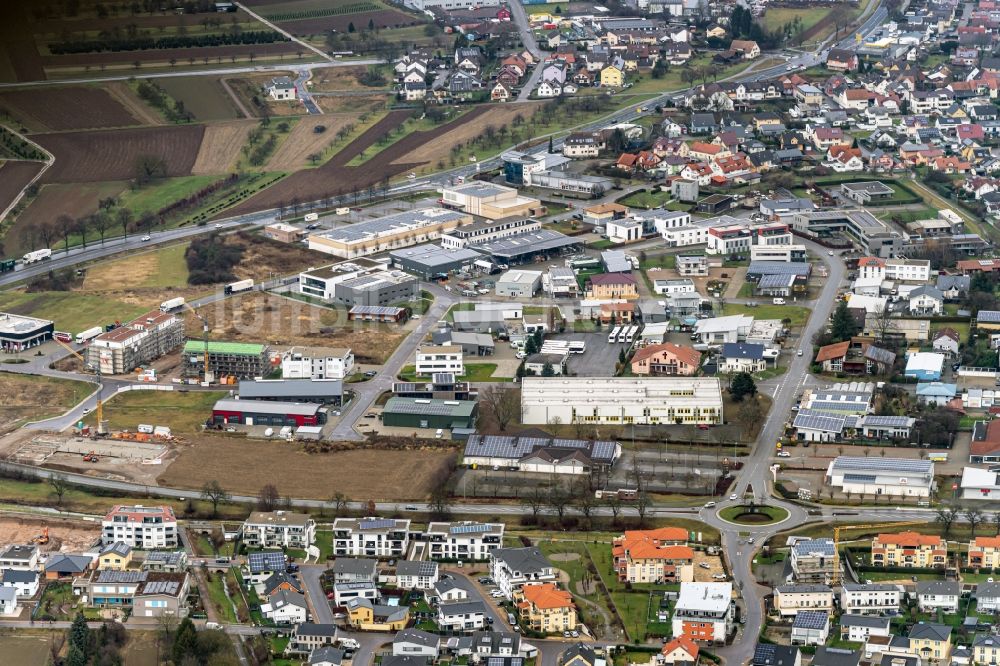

left=220, top=77, right=253, bottom=119
left=724, top=267, right=748, bottom=299
left=104, top=81, right=163, bottom=126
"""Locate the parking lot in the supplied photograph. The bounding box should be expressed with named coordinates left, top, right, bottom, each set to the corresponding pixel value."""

left=549, top=331, right=625, bottom=377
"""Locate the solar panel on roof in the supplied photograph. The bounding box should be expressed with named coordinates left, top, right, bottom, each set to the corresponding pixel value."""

left=793, top=611, right=829, bottom=630
left=248, top=552, right=287, bottom=572
left=832, top=456, right=932, bottom=472
left=360, top=518, right=396, bottom=530
left=863, top=415, right=911, bottom=426
left=978, top=310, right=1000, bottom=323
left=450, top=523, right=490, bottom=535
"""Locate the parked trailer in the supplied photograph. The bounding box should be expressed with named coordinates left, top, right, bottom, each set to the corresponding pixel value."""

left=75, top=327, right=102, bottom=344
left=224, top=279, right=254, bottom=295
left=304, top=212, right=319, bottom=223
left=22, top=249, right=51, bottom=264
left=608, top=326, right=622, bottom=343
left=0, top=259, right=14, bottom=273
left=160, top=297, right=186, bottom=312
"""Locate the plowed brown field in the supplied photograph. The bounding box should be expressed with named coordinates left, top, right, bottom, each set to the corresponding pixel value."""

left=0, top=86, right=142, bottom=132
left=191, top=120, right=256, bottom=175
left=266, top=114, right=356, bottom=170
left=0, top=161, right=44, bottom=213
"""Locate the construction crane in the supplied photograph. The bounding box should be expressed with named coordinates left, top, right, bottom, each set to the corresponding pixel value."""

left=183, top=302, right=211, bottom=382
left=832, top=519, right=930, bottom=586
left=54, top=337, right=106, bottom=434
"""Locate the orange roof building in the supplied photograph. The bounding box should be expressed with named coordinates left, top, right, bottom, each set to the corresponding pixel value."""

left=515, top=583, right=577, bottom=633
left=872, top=532, right=947, bottom=568
left=612, top=527, right=693, bottom=583
left=631, top=343, right=702, bottom=377
left=969, top=536, right=1000, bottom=569
left=660, top=636, right=700, bottom=665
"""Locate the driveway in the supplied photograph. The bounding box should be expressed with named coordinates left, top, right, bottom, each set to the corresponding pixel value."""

left=300, top=563, right=334, bottom=624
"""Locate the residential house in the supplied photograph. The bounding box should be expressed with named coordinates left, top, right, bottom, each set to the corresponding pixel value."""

left=840, top=583, right=902, bottom=615
left=718, top=343, right=767, bottom=373
left=774, top=584, right=834, bottom=617
left=974, top=635, right=1000, bottom=666
left=491, top=82, right=513, bottom=102
left=514, top=583, right=577, bottom=634
left=600, top=65, right=625, bottom=87
left=840, top=615, right=891, bottom=643
left=332, top=558, right=377, bottom=584
left=932, top=328, right=961, bottom=356
left=969, top=536, right=1000, bottom=569
left=262, top=589, right=309, bottom=625
left=976, top=580, right=1000, bottom=612
left=916, top=580, right=960, bottom=612
left=43, top=554, right=94, bottom=581
left=671, top=582, right=733, bottom=643
left=0, top=588, right=18, bottom=616
left=909, top=286, right=944, bottom=315
left=907, top=623, right=952, bottom=665
left=612, top=527, right=693, bottom=583
left=309, top=647, right=345, bottom=666
left=0, top=569, right=38, bottom=599
left=346, top=598, right=409, bottom=631
left=790, top=539, right=835, bottom=584
left=586, top=273, right=639, bottom=300
left=396, top=561, right=439, bottom=590
left=243, top=511, right=316, bottom=550
left=812, top=648, right=860, bottom=666
left=333, top=518, right=411, bottom=558
left=936, top=276, right=970, bottom=301
left=288, top=625, right=339, bottom=656
left=729, top=40, right=760, bottom=59
left=102, top=505, right=178, bottom=549
left=437, top=600, right=487, bottom=631
left=752, top=644, right=801, bottom=666
left=429, top=578, right=467, bottom=604
left=98, top=543, right=133, bottom=571
left=630, top=343, right=701, bottom=377
left=791, top=610, right=830, bottom=646
left=0, top=545, right=38, bottom=572
left=490, top=547, right=557, bottom=599
left=393, top=629, right=440, bottom=658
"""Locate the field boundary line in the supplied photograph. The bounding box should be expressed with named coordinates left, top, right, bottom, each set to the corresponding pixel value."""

left=220, top=77, right=253, bottom=119
left=0, top=125, right=54, bottom=224
left=236, top=1, right=334, bottom=63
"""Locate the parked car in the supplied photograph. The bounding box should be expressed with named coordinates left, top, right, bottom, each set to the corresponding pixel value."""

left=777, top=451, right=791, bottom=458
left=729, top=493, right=739, bottom=501
left=704, top=501, right=716, bottom=508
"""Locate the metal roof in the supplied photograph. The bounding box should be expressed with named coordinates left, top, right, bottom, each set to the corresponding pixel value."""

left=350, top=305, right=405, bottom=316
left=830, top=456, right=933, bottom=473
left=747, top=261, right=812, bottom=276
left=472, top=229, right=578, bottom=258
left=213, top=398, right=320, bottom=417
left=978, top=310, right=1000, bottom=323
left=390, top=243, right=483, bottom=268
left=313, top=208, right=467, bottom=243
left=239, top=379, right=342, bottom=399
left=384, top=397, right=476, bottom=417
left=464, top=434, right=619, bottom=463
left=248, top=551, right=287, bottom=573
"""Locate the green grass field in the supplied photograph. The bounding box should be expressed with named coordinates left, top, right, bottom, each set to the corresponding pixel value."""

left=722, top=303, right=811, bottom=327
left=118, top=175, right=223, bottom=218
left=156, top=76, right=243, bottom=121
left=83, top=389, right=226, bottom=434
left=0, top=372, right=95, bottom=427
left=760, top=6, right=831, bottom=32
left=399, top=363, right=507, bottom=382
left=0, top=291, right=150, bottom=333
left=619, top=189, right=673, bottom=210
left=205, top=570, right=237, bottom=624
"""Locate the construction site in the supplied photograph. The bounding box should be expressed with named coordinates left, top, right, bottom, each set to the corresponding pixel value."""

left=0, top=514, right=99, bottom=554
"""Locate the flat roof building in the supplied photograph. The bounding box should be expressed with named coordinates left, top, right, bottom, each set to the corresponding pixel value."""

left=0, top=312, right=53, bottom=353
left=307, top=208, right=473, bottom=259
left=382, top=397, right=478, bottom=430
left=791, top=210, right=904, bottom=258
left=826, top=456, right=934, bottom=497
left=238, top=379, right=343, bottom=405
left=520, top=377, right=723, bottom=425
left=212, top=398, right=324, bottom=427
left=390, top=244, right=483, bottom=279
left=440, top=217, right=542, bottom=250
left=299, top=262, right=417, bottom=307
left=184, top=340, right=268, bottom=380
left=87, top=309, right=184, bottom=375
left=473, top=229, right=581, bottom=265
left=440, top=182, right=544, bottom=220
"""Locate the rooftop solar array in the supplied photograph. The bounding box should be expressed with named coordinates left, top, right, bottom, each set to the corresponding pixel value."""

left=97, top=570, right=147, bottom=583
left=350, top=305, right=405, bottom=316
left=831, top=456, right=933, bottom=473
left=472, top=229, right=578, bottom=258
left=143, top=580, right=180, bottom=595
left=248, top=552, right=287, bottom=572
left=360, top=518, right=397, bottom=530
left=757, top=273, right=797, bottom=289
left=978, top=310, right=1000, bottom=323
left=843, top=473, right=878, bottom=483
left=451, top=523, right=491, bottom=534
left=747, top=261, right=812, bottom=276
left=863, top=415, right=913, bottom=426
left=464, top=435, right=619, bottom=463
left=793, top=611, right=829, bottom=630
left=432, top=373, right=456, bottom=384
left=792, top=539, right=835, bottom=557
left=793, top=410, right=847, bottom=432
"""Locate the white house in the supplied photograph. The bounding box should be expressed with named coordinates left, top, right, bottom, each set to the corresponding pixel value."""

left=916, top=580, right=960, bottom=612
left=490, top=547, right=557, bottom=599
left=840, top=615, right=891, bottom=642
left=693, top=315, right=753, bottom=344
left=0, top=545, right=39, bottom=572
left=0, top=569, right=38, bottom=599
left=0, top=588, right=18, bottom=616
left=790, top=611, right=829, bottom=646
left=422, top=522, right=504, bottom=561
left=437, top=600, right=487, bottom=631
left=415, top=345, right=464, bottom=376
left=719, top=343, right=767, bottom=373
left=396, top=561, right=439, bottom=590
left=261, top=589, right=309, bottom=625
left=242, top=511, right=316, bottom=550
left=101, top=505, right=178, bottom=549
left=393, top=629, right=441, bottom=658
left=840, top=583, right=902, bottom=615
left=430, top=579, right=468, bottom=603
left=333, top=582, right=379, bottom=606
left=282, top=347, right=355, bottom=379
left=332, top=517, right=411, bottom=558
left=975, top=581, right=1000, bottom=612
left=672, top=582, right=733, bottom=644
left=266, top=76, right=297, bottom=101
left=909, top=286, right=944, bottom=316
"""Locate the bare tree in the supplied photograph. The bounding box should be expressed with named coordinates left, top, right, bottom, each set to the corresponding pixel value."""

left=209, top=527, right=226, bottom=556
left=966, top=508, right=985, bottom=539
left=738, top=397, right=765, bottom=436
left=428, top=485, right=452, bottom=520
left=480, top=385, right=519, bottom=432
left=257, top=484, right=279, bottom=512
left=635, top=493, right=652, bottom=526
left=90, top=211, right=113, bottom=244
left=56, top=214, right=75, bottom=253
left=607, top=495, right=623, bottom=524
left=868, top=304, right=897, bottom=346
left=573, top=480, right=597, bottom=529
left=49, top=473, right=69, bottom=506
left=330, top=492, right=349, bottom=517
left=522, top=485, right=547, bottom=521
left=994, top=511, right=1000, bottom=536
left=116, top=208, right=133, bottom=239
left=935, top=504, right=958, bottom=538
left=201, top=480, right=230, bottom=518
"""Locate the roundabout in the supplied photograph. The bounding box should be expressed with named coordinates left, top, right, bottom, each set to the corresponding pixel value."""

left=718, top=503, right=790, bottom=526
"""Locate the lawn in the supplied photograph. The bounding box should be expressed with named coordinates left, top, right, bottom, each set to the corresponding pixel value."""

left=719, top=504, right=789, bottom=525
left=619, top=189, right=673, bottom=210
left=760, top=6, right=832, bottom=33
left=83, top=389, right=226, bottom=434
left=629, top=55, right=748, bottom=95
left=82, top=242, right=190, bottom=290
left=640, top=254, right=677, bottom=270
left=205, top=569, right=237, bottom=624
left=347, top=109, right=470, bottom=166
left=398, top=363, right=508, bottom=382
left=118, top=175, right=223, bottom=217
left=722, top=303, right=811, bottom=327
left=0, top=290, right=151, bottom=334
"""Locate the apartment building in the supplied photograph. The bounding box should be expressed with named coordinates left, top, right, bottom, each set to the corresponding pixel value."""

left=514, top=583, right=577, bottom=634
left=87, top=309, right=184, bottom=375
left=420, top=522, right=504, bottom=561
left=490, top=547, right=557, bottom=599
left=102, top=505, right=178, bottom=549
left=967, top=536, right=1000, bottom=569
left=839, top=583, right=902, bottom=615
left=308, top=208, right=472, bottom=259
left=281, top=347, right=355, bottom=380
left=242, top=511, right=316, bottom=550
left=774, top=584, right=834, bottom=617
left=183, top=340, right=268, bottom=380
left=332, top=518, right=411, bottom=558
left=612, top=527, right=693, bottom=583
left=672, top=582, right=734, bottom=644
left=0, top=545, right=39, bottom=571
left=415, top=345, right=464, bottom=376
left=871, top=532, right=947, bottom=568
left=82, top=570, right=189, bottom=618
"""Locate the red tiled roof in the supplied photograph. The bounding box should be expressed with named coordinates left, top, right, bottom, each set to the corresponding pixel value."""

left=631, top=343, right=702, bottom=368
left=815, top=341, right=850, bottom=362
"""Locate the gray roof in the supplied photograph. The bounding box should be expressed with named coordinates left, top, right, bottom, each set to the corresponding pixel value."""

left=840, top=614, right=890, bottom=629
left=753, top=645, right=800, bottom=666
left=239, top=379, right=342, bottom=400
left=310, top=647, right=345, bottom=666
left=395, top=628, right=440, bottom=648
left=909, top=285, right=943, bottom=301
left=381, top=657, right=430, bottom=666
left=0, top=588, right=15, bottom=603
left=100, top=542, right=132, bottom=557
left=937, top=275, right=970, bottom=292
left=812, top=647, right=861, bottom=666
left=916, top=580, right=960, bottom=596
left=214, top=398, right=320, bottom=417
left=474, top=631, right=521, bottom=655
left=908, top=622, right=951, bottom=642
left=390, top=243, right=484, bottom=268
left=472, top=229, right=578, bottom=259
left=977, top=581, right=1000, bottom=599
left=1, top=569, right=37, bottom=584
left=434, top=578, right=462, bottom=596
left=829, top=456, right=932, bottom=474
left=438, top=599, right=487, bottom=616
left=312, top=208, right=468, bottom=244
left=842, top=582, right=899, bottom=592
left=268, top=588, right=307, bottom=610
left=559, top=643, right=596, bottom=666
left=332, top=558, right=377, bottom=576
left=777, top=583, right=832, bottom=594
left=0, top=545, right=37, bottom=561
left=491, top=547, right=551, bottom=574
left=722, top=342, right=765, bottom=360
left=296, top=623, right=339, bottom=638
left=397, top=560, right=439, bottom=578
left=44, top=553, right=93, bottom=574
left=793, top=610, right=829, bottom=630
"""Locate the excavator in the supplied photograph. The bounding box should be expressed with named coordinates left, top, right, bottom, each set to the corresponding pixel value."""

left=32, top=528, right=49, bottom=545
left=832, top=519, right=933, bottom=585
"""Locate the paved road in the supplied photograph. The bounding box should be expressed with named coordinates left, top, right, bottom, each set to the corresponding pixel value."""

left=507, top=1, right=544, bottom=102
left=295, top=69, right=322, bottom=114
left=235, top=2, right=333, bottom=63
left=300, top=564, right=335, bottom=624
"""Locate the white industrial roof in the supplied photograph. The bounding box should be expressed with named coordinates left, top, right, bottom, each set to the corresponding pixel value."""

left=905, top=352, right=945, bottom=373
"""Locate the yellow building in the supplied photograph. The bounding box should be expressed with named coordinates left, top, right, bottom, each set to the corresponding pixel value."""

left=97, top=543, right=133, bottom=571
left=586, top=273, right=639, bottom=300
left=968, top=536, right=1000, bottom=568
left=346, top=598, right=409, bottom=631
left=600, top=65, right=625, bottom=88
left=515, top=583, right=577, bottom=634
left=706, top=25, right=727, bottom=39
left=871, top=532, right=947, bottom=568
left=909, top=623, right=952, bottom=664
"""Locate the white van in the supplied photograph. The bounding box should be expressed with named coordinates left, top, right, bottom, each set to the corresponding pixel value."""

left=772, top=298, right=786, bottom=305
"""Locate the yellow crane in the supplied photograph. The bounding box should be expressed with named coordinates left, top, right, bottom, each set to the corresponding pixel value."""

left=53, top=337, right=105, bottom=432
left=183, top=302, right=211, bottom=382
left=832, top=520, right=931, bottom=586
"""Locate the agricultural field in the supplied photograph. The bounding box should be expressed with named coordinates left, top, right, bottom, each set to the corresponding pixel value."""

left=310, top=66, right=388, bottom=92
left=158, top=438, right=457, bottom=501
left=189, top=290, right=406, bottom=364
left=0, top=290, right=153, bottom=334
left=226, top=72, right=300, bottom=118
left=760, top=6, right=832, bottom=34
left=34, top=125, right=205, bottom=183
left=155, top=76, right=245, bottom=122
left=117, top=175, right=226, bottom=217
left=81, top=242, right=191, bottom=291
left=0, top=632, right=65, bottom=666
left=0, top=372, right=94, bottom=432
left=8, top=180, right=128, bottom=255
left=267, top=114, right=361, bottom=170
left=0, top=86, right=145, bottom=132
left=0, top=160, right=44, bottom=214
left=191, top=120, right=257, bottom=175
left=248, top=0, right=420, bottom=35
left=314, top=94, right=388, bottom=114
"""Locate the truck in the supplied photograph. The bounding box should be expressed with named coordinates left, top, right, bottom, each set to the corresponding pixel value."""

left=22, top=249, right=51, bottom=264
left=160, top=297, right=186, bottom=312
left=304, top=212, right=319, bottom=223
left=335, top=207, right=350, bottom=215
left=75, top=327, right=102, bottom=344
left=224, top=279, right=254, bottom=295
left=0, top=258, right=14, bottom=273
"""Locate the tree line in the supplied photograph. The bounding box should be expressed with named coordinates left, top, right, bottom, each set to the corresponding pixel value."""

left=135, top=79, right=193, bottom=123
left=50, top=30, right=286, bottom=55
left=0, top=126, right=47, bottom=161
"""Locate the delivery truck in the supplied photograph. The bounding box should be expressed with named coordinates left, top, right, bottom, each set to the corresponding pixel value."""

left=160, top=297, right=186, bottom=312
left=0, top=258, right=15, bottom=273
left=22, top=249, right=52, bottom=264
left=224, top=279, right=254, bottom=295
left=75, top=327, right=103, bottom=344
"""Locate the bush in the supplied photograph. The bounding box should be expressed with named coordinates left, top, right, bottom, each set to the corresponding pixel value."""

left=185, top=234, right=244, bottom=285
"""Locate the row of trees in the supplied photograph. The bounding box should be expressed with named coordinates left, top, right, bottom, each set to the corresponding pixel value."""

left=936, top=504, right=1000, bottom=539
left=51, top=29, right=286, bottom=55
left=135, top=80, right=193, bottom=123
left=0, top=126, right=47, bottom=161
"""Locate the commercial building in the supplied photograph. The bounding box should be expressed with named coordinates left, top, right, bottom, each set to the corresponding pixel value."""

left=791, top=210, right=904, bottom=258
left=299, top=263, right=418, bottom=308
left=872, top=532, right=946, bottom=568
left=308, top=208, right=473, bottom=259
left=840, top=181, right=895, bottom=205
left=263, top=222, right=306, bottom=243
left=238, top=379, right=342, bottom=405
left=826, top=457, right=934, bottom=497
left=184, top=340, right=268, bottom=380
left=521, top=377, right=723, bottom=426
left=415, top=345, right=464, bottom=376
left=672, top=582, right=734, bottom=644
left=102, top=505, right=178, bottom=549
left=418, top=522, right=504, bottom=561
left=904, top=352, right=944, bottom=381
left=462, top=434, right=622, bottom=475
left=473, top=229, right=580, bottom=266
left=281, top=347, right=355, bottom=380
left=404, top=0, right=499, bottom=12
left=87, top=309, right=184, bottom=375
left=211, top=398, right=324, bottom=427
left=962, top=466, right=1000, bottom=500
left=439, top=217, right=542, bottom=251
left=0, top=312, right=53, bottom=352
left=630, top=343, right=702, bottom=376
left=496, top=270, right=542, bottom=297
left=242, top=511, right=316, bottom=549
left=381, top=397, right=477, bottom=430
left=440, top=182, right=544, bottom=220
left=332, top=517, right=411, bottom=558
left=389, top=244, right=483, bottom=279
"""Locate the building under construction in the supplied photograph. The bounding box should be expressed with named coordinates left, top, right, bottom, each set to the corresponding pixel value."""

left=183, top=340, right=269, bottom=381
left=87, top=310, right=184, bottom=375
